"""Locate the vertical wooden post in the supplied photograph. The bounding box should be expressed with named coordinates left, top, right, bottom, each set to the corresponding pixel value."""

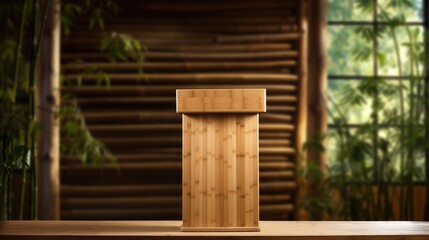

left=306, top=0, right=328, bottom=167
left=37, top=0, right=60, bottom=220
left=301, top=0, right=328, bottom=221
left=296, top=0, right=308, bottom=160
left=177, top=89, right=265, bottom=231
left=295, top=0, right=309, bottom=220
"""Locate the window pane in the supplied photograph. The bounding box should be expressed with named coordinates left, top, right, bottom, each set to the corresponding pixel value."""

left=328, top=26, right=374, bottom=76
left=326, top=128, right=339, bottom=167
left=327, top=127, right=374, bottom=180
left=378, top=128, right=425, bottom=182
left=377, top=128, right=401, bottom=181
left=378, top=0, right=423, bottom=22
left=328, top=80, right=374, bottom=124
left=328, top=0, right=373, bottom=21
left=377, top=26, right=424, bottom=76
left=377, top=80, right=421, bottom=124
left=415, top=150, right=425, bottom=182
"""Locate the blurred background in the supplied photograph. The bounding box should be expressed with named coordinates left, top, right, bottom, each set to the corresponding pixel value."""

left=0, top=0, right=428, bottom=221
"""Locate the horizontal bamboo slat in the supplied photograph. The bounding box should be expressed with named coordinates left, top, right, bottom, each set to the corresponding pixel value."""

left=63, top=33, right=299, bottom=46
left=121, top=0, right=296, bottom=12
left=60, top=205, right=295, bottom=220
left=60, top=154, right=291, bottom=165
left=61, top=194, right=292, bottom=209
left=62, top=60, right=297, bottom=72
left=60, top=161, right=294, bottom=172
left=61, top=182, right=296, bottom=198
left=62, top=96, right=293, bottom=108
left=61, top=85, right=297, bottom=97
left=61, top=208, right=182, bottom=220
left=62, top=50, right=299, bottom=61
left=62, top=43, right=295, bottom=55
left=62, top=73, right=298, bottom=84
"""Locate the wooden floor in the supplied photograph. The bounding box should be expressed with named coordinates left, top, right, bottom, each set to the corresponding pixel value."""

left=1, top=221, right=429, bottom=240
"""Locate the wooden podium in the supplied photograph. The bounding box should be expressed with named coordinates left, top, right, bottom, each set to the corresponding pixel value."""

left=176, top=89, right=266, bottom=232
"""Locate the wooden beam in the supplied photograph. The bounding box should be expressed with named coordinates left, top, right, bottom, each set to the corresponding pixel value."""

left=294, top=0, right=308, bottom=221
left=301, top=0, right=328, bottom=220
left=306, top=1, right=328, bottom=165
left=37, top=0, right=60, bottom=220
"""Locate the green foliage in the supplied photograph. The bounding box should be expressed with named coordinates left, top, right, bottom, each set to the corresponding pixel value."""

left=356, top=0, right=374, bottom=13
left=302, top=0, right=427, bottom=220
left=71, top=66, right=111, bottom=87
left=61, top=0, right=118, bottom=35
left=0, top=0, right=136, bottom=220
left=100, top=32, right=147, bottom=80
left=0, top=0, right=33, bottom=220
left=60, top=99, right=115, bottom=166
left=101, top=32, right=143, bottom=62
left=61, top=3, right=82, bottom=35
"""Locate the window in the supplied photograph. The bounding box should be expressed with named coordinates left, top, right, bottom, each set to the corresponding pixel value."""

left=327, top=0, right=428, bottom=183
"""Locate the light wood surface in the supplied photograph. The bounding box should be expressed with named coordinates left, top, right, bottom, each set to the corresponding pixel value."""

left=1, top=221, right=429, bottom=240
left=181, top=114, right=260, bottom=230
left=177, top=89, right=266, bottom=113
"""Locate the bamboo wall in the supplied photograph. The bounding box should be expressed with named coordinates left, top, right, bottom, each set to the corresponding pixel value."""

left=60, top=0, right=302, bottom=220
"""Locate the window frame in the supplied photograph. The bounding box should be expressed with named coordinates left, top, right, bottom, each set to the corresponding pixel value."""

left=327, top=0, right=428, bottom=183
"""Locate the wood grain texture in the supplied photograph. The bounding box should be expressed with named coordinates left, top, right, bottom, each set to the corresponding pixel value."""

left=181, top=114, right=260, bottom=230
left=177, top=89, right=266, bottom=113
left=1, top=221, right=429, bottom=240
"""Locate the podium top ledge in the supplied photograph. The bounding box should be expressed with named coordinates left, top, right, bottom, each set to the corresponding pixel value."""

left=176, top=89, right=266, bottom=114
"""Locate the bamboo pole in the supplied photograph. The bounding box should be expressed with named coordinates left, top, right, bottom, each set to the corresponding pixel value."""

left=110, top=13, right=296, bottom=23
left=61, top=85, right=297, bottom=97
left=68, top=24, right=297, bottom=40
left=27, top=0, right=39, bottom=220
left=82, top=123, right=294, bottom=132
left=123, top=0, right=296, bottom=12
left=61, top=182, right=296, bottom=198
left=65, top=24, right=298, bottom=38
left=37, top=0, right=60, bottom=220
left=216, top=33, right=300, bottom=43
left=145, top=43, right=293, bottom=52
left=63, top=95, right=296, bottom=107
left=60, top=194, right=293, bottom=209
left=109, top=8, right=295, bottom=19
left=62, top=110, right=293, bottom=124
left=60, top=208, right=181, bottom=220
left=60, top=154, right=290, bottom=165
left=60, top=205, right=296, bottom=220
left=63, top=31, right=299, bottom=44
left=62, top=73, right=298, bottom=84
left=62, top=51, right=298, bottom=61
left=61, top=197, right=182, bottom=209
left=62, top=41, right=293, bottom=52
left=294, top=0, right=308, bottom=221
left=267, top=106, right=296, bottom=112
left=16, top=0, right=29, bottom=220
left=138, top=7, right=294, bottom=16
left=63, top=33, right=300, bottom=46
left=62, top=60, right=297, bottom=71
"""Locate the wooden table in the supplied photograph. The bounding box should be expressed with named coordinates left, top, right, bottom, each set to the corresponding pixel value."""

left=1, top=221, right=429, bottom=240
